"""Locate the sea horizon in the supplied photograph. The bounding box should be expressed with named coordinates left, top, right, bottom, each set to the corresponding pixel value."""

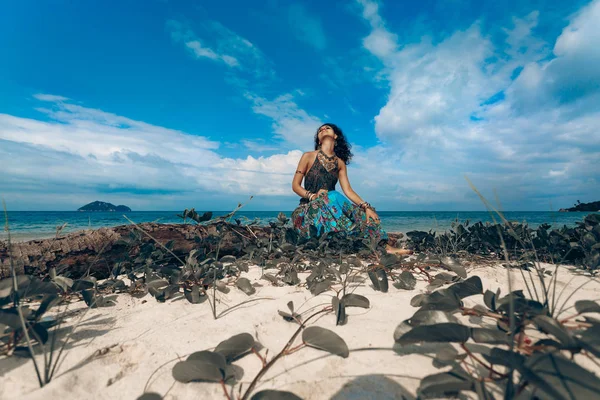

left=2, top=210, right=596, bottom=243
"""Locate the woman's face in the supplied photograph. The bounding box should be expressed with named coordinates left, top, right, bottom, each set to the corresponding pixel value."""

left=317, top=125, right=337, bottom=142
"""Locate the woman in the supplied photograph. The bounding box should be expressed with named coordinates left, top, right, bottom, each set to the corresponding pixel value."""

left=291, top=123, right=412, bottom=255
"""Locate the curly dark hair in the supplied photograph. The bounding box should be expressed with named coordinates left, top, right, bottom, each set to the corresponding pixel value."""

left=314, top=123, right=353, bottom=165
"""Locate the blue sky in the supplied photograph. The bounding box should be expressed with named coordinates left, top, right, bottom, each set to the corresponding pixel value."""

left=1, top=0, right=599, bottom=211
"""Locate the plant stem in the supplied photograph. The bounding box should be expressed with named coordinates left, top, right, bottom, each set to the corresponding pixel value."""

left=240, top=308, right=331, bottom=400
left=220, top=380, right=232, bottom=400
left=461, top=344, right=508, bottom=379
left=212, top=267, right=217, bottom=319
left=3, top=199, right=44, bottom=387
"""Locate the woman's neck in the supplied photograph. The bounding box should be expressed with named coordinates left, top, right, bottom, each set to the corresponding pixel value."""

left=320, top=138, right=335, bottom=156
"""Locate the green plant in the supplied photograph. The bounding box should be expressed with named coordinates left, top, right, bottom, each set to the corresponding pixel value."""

left=391, top=183, right=600, bottom=399
left=1, top=199, right=116, bottom=387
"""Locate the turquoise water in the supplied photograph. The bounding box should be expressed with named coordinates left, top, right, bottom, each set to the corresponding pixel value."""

left=1, top=211, right=596, bottom=242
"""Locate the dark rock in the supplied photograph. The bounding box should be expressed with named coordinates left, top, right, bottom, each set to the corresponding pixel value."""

left=559, top=200, right=600, bottom=212
left=78, top=201, right=132, bottom=212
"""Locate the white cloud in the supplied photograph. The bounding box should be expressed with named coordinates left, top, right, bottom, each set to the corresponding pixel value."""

left=244, top=92, right=322, bottom=150
left=166, top=19, right=271, bottom=77
left=363, top=28, right=398, bottom=58
left=288, top=3, right=327, bottom=50
left=0, top=96, right=307, bottom=210
left=507, top=0, right=600, bottom=109
left=356, top=0, right=398, bottom=58
left=351, top=0, right=600, bottom=209
left=33, top=94, right=69, bottom=102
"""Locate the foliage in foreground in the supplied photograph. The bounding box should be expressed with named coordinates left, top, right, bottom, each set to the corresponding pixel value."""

left=405, top=213, right=600, bottom=271
left=3, top=206, right=600, bottom=399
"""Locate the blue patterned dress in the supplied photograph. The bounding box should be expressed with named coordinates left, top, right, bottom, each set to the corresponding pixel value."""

left=292, top=150, right=388, bottom=244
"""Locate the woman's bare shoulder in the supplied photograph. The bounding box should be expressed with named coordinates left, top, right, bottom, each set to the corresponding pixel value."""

left=301, top=150, right=318, bottom=159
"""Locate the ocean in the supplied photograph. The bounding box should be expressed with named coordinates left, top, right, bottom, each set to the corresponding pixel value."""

left=1, top=210, right=596, bottom=242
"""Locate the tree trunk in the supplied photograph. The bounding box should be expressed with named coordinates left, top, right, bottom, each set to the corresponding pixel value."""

left=0, top=223, right=402, bottom=280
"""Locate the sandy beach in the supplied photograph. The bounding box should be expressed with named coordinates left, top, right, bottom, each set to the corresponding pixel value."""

left=2, top=260, right=599, bottom=400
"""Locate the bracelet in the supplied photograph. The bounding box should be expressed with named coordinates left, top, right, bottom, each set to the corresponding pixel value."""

left=309, top=193, right=316, bottom=201
left=359, top=202, right=375, bottom=211
left=304, top=189, right=310, bottom=199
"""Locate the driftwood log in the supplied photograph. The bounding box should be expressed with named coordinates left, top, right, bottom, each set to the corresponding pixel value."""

left=1, top=223, right=402, bottom=280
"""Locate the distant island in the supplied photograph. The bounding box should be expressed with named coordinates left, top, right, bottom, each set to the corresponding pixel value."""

left=77, top=201, right=132, bottom=212
left=559, top=200, right=600, bottom=212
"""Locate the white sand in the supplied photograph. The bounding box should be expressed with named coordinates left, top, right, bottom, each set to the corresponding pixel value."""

left=2, top=262, right=599, bottom=400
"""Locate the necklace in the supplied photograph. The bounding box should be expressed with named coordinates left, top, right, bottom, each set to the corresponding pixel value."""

left=317, top=149, right=338, bottom=172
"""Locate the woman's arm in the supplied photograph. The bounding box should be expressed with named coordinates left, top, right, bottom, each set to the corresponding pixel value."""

left=338, top=161, right=380, bottom=222
left=292, top=152, right=315, bottom=200
left=338, top=161, right=366, bottom=205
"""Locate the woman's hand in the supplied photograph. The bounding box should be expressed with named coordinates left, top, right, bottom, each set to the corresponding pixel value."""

left=316, top=189, right=328, bottom=198
left=365, top=208, right=380, bottom=223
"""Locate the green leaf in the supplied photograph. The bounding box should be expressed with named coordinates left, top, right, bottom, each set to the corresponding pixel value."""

left=184, top=285, right=204, bottom=304
left=235, top=278, right=256, bottom=296
left=410, top=294, right=426, bottom=307
left=579, top=325, right=600, bottom=357
left=411, top=289, right=462, bottom=312
left=309, top=280, right=331, bottom=295
left=417, top=371, right=473, bottom=398
left=147, top=279, right=169, bottom=290
left=435, top=346, right=460, bottom=362
left=250, top=390, right=303, bottom=400
left=332, top=297, right=347, bottom=326
left=396, top=323, right=470, bottom=344
left=471, top=328, right=510, bottom=345
left=408, top=310, right=458, bottom=327
left=215, top=281, right=230, bottom=294
left=375, top=269, right=388, bottom=293
left=393, top=321, right=412, bottom=342
left=393, top=271, right=416, bottom=290
left=214, top=333, right=255, bottom=362
left=497, top=296, right=544, bottom=317
left=31, top=323, right=49, bottom=344
left=220, top=255, right=237, bottom=263
left=302, top=326, right=349, bottom=358
left=20, top=277, right=59, bottom=297
left=480, top=348, right=524, bottom=369
left=533, top=315, right=578, bottom=347
left=172, top=351, right=226, bottom=383
left=72, top=278, right=95, bottom=291
left=278, top=310, right=302, bottom=323
left=0, top=275, right=31, bottom=298
left=81, top=289, right=102, bottom=308
left=380, top=253, right=400, bottom=268
left=519, top=353, right=600, bottom=400
left=35, top=294, right=60, bottom=318
left=0, top=308, right=21, bottom=328
left=341, top=293, right=370, bottom=309
left=136, top=393, right=163, bottom=400
left=367, top=271, right=380, bottom=291
left=53, top=276, right=73, bottom=292
left=442, top=257, right=467, bottom=279
left=575, top=300, right=600, bottom=314
left=483, top=290, right=496, bottom=311
left=448, top=276, right=483, bottom=299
